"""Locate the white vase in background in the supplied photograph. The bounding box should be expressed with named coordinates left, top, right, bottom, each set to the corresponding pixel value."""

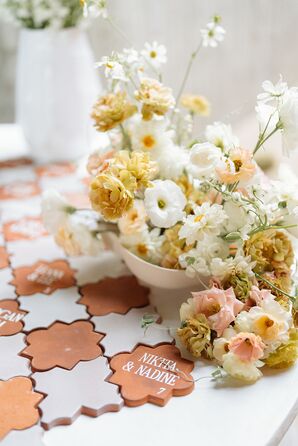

left=15, top=27, right=100, bottom=163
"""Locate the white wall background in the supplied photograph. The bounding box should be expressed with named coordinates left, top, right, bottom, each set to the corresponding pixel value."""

left=1, top=0, right=298, bottom=124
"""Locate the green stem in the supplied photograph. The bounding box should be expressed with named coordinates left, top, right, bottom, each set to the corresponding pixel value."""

left=119, top=123, right=131, bottom=150
left=253, top=124, right=281, bottom=156
left=249, top=223, right=298, bottom=237
left=255, top=272, right=296, bottom=304
left=175, top=40, right=203, bottom=104
left=107, top=16, right=133, bottom=46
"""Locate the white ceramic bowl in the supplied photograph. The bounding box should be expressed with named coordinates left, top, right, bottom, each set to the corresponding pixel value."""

left=102, top=232, right=202, bottom=289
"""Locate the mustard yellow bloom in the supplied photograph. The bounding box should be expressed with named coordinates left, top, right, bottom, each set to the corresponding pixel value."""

left=160, top=224, right=194, bottom=269
left=265, top=329, right=298, bottom=369
left=135, top=77, right=175, bottom=120
left=110, top=150, right=157, bottom=190
left=177, top=314, right=212, bottom=358
left=180, top=94, right=210, bottom=116
left=90, top=173, right=134, bottom=221
left=55, top=227, right=82, bottom=256
left=91, top=91, right=137, bottom=132
left=244, top=229, right=294, bottom=275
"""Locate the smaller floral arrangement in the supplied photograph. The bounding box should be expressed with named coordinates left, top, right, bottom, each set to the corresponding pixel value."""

left=0, top=0, right=96, bottom=29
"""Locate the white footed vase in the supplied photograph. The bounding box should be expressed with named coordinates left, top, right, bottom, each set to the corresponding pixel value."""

left=102, top=232, right=204, bottom=290
left=16, top=27, right=100, bottom=163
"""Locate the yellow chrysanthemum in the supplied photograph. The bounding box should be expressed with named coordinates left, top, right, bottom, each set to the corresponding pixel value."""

left=244, top=229, right=294, bottom=275
left=91, top=91, right=137, bottom=132
left=110, top=150, right=157, bottom=190
left=135, top=77, right=175, bottom=120
left=222, top=271, right=252, bottom=301
left=180, top=94, right=210, bottom=116
left=160, top=224, right=194, bottom=269
left=177, top=314, right=212, bottom=358
left=265, top=329, right=298, bottom=369
left=89, top=173, right=134, bottom=221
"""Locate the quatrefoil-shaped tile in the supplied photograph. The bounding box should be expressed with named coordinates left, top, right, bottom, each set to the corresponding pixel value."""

left=22, top=321, right=103, bottom=371
left=92, top=306, right=173, bottom=357
left=79, top=276, right=150, bottom=316
left=0, top=377, right=43, bottom=440
left=11, top=260, right=76, bottom=295
left=33, top=357, right=123, bottom=429
left=0, top=334, right=30, bottom=379
left=3, top=217, right=47, bottom=242
left=0, top=300, right=26, bottom=336
left=0, top=246, right=9, bottom=269
left=109, top=344, right=194, bottom=407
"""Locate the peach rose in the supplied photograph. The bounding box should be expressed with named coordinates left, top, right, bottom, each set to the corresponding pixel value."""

left=192, top=286, right=244, bottom=336
left=229, top=332, right=265, bottom=362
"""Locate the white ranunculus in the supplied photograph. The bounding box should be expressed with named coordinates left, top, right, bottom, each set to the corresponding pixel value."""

left=222, top=352, right=263, bottom=383
left=130, top=116, right=172, bottom=155
left=205, top=121, right=239, bottom=150
left=41, top=189, right=72, bottom=234
left=157, top=145, right=189, bottom=179
left=279, top=89, right=298, bottom=154
left=187, top=142, right=223, bottom=179
left=144, top=180, right=186, bottom=228
left=223, top=200, right=249, bottom=234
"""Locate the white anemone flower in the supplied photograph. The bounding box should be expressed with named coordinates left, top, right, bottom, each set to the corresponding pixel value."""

left=144, top=180, right=186, bottom=228
left=187, top=142, right=223, bottom=179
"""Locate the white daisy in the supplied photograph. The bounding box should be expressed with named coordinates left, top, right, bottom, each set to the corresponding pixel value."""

left=141, top=41, right=167, bottom=69
left=179, top=202, right=227, bottom=245
left=201, top=22, right=226, bottom=48
left=130, top=116, right=172, bottom=155
left=144, top=180, right=186, bottom=228
left=120, top=227, right=164, bottom=264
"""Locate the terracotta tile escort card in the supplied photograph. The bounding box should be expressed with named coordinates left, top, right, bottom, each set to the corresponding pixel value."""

left=0, top=300, right=26, bottom=336
left=92, top=306, right=173, bottom=357
left=7, top=236, right=65, bottom=268
left=0, top=334, right=30, bottom=379
left=0, top=166, right=36, bottom=186
left=0, top=182, right=40, bottom=200
left=1, top=425, right=44, bottom=446
left=0, top=197, right=41, bottom=224
left=0, top=246, right=9, bottom=269
left=0, top=269, right=16, bottom=299
left=0, top=377, right=43, bottom=440
left=80, top=276, right=150, bottom=316
left=3, top=217, right=47, bottom=241
left=33, top=357, right=123, bottom=429
left=35, top=162, right=76, bottom=178
left=22, top=321, right=103, bottom=371
left=11, top=260, right=76, bottom=295
left=109, top=344, right=194, bottom=407
left=0, top=158, right=33, bottom=169
left=19, top=288, right=88, bottom=331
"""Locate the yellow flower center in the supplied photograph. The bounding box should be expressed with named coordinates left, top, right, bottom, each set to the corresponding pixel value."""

left=137, top=244, right=148, bottom=255
left=206, top=302, right=221, bottom=317
left=130, top=210, right=139, bottom=222
left=142, top=134, right=156, bottom=150
left=194, top=214, right=204, bottom=223
left=150, top=50, right=157, bottom=59
left=106, top=62, right=114, bottom=69
left=158, top=199, right=166, bottom=209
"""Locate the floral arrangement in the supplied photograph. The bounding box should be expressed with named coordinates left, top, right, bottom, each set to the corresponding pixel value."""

left=0, top=0, right=90, bottom=29
left=42, top=2, right=298, bottom=383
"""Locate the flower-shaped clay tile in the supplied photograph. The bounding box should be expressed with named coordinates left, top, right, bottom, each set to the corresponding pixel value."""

left=80, top=276, right=150, bottom=316
left=0, top=377, right=43, bottom=440
left=109, top=344, right=194, bottom=407
left=0, top=300, right=26, bottom=336
left=0, top=246, right=9, bottom=269
left=11, top=260, right=76, bottom=295
left=3, top=217, right=47, bottom=241
left=35, top=162, right=76, bottom=178
left=0, top=182, right=40, bottom=200
left=22, top=321, right=104, bottom=371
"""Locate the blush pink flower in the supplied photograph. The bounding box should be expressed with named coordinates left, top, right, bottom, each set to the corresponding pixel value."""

left=250, top=286, right=275, bottom=306
left=228, top=332, right=265, bottom=362
left=216, top=147, right=256, bottom=185
left=192, top=286, right=244, bottom=336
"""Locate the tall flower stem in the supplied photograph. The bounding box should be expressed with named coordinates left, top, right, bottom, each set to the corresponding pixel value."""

left=175, top=40, right=203, bottom=104
left=106, top=16, right=134, bottom=46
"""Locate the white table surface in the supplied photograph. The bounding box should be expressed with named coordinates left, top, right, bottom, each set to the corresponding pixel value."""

left=0, top=124, right=297, bottom=446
